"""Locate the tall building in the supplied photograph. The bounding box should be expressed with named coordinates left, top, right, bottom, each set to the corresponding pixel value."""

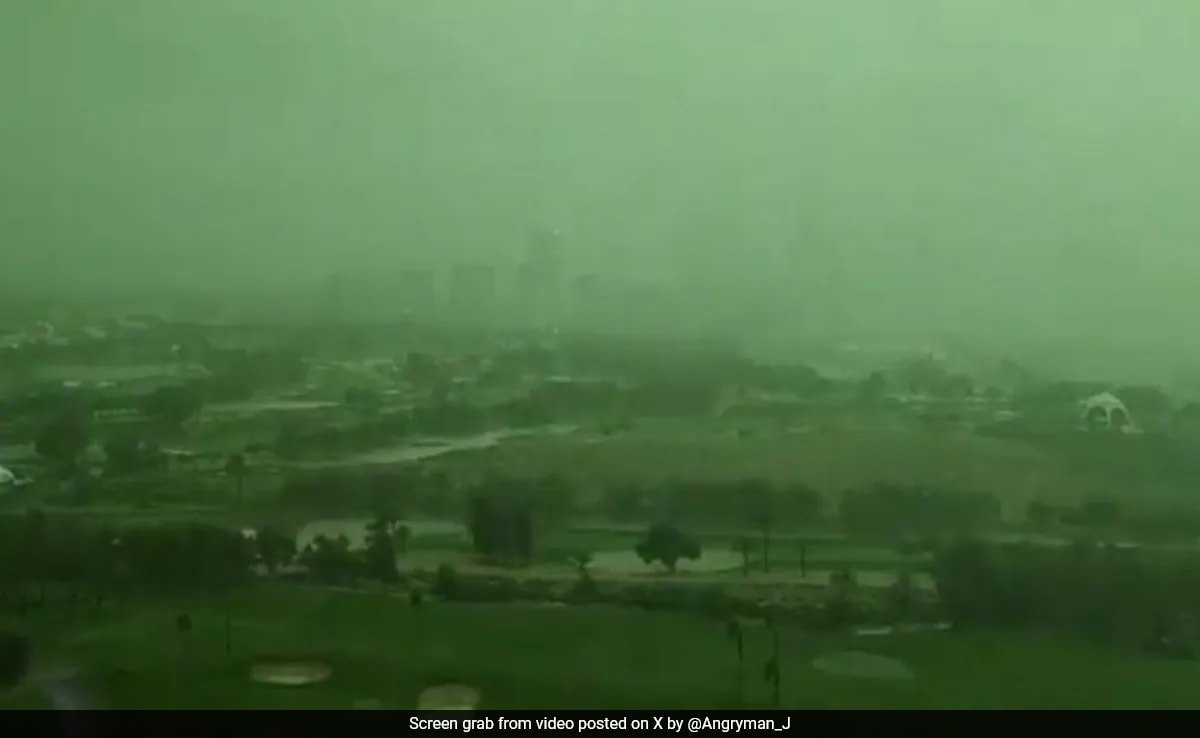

left=514, top=228, right=565, bottom=329
left=569, top=273, right=603, bottom=331
left=447, top=263, right=497, bottom=326
left=395, top=268, right=437, bottom=319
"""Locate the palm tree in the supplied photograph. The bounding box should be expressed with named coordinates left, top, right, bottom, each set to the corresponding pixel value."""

left=738, top=537, right=751, bottom=577
left=726, top=619, right=745, bottom=704
left=569, top=552, right=595, bottom=600
left=761, top=516, right=772, bottom=573
left=741, top=479, right=773, bottom=573
left=762, top=618, right=781, bottom=707
left=225, top=453, right=248, bottom=506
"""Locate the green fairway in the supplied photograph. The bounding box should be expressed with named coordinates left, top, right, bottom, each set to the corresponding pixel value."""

left=4, top=584, right=1199, bottom=709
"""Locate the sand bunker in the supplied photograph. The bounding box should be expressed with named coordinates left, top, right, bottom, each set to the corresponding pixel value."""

left=249, top=660, right=332, bottom=687
left=417, top=684, right=481, bottom=710
left=589, top=549, right=742, bottom=576
left=207, top=399, right=338, bottom=416
left=853, top=621, right=952, bottom=637
left=812, top=651, right=914, bottom=681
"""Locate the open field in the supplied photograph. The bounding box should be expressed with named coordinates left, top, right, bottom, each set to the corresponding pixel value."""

left=3, top=584, right=1198, bottom=709
left=428, top=423, right=1119, bottom=509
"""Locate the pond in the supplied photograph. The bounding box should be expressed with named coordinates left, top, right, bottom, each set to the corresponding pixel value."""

left=294, top=424, right=578, bottom=468
left=588, top=548, right=743, bottom=576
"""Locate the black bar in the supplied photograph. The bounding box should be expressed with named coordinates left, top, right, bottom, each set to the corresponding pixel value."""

left=5, top=708, right=1067, bottom=738
left=11, top=710, right=799, bottom=738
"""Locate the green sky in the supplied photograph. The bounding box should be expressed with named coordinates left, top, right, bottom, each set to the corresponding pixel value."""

left=2, top=1, right=1198, bottom=347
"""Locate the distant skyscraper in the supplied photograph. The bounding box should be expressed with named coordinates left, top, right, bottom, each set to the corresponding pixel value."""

left=396, top=268, right=437, bottom=319
left=569, top=273, right=605, bottom=331
left=448, top=263, right=497, bottom=326
left=515, top=228, right=565, bottom=329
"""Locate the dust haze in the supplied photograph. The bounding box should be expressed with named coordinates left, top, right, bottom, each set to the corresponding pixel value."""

left=8, top=1, right=1200, bottom=712
left=2, top=1, right=1198, bottom=368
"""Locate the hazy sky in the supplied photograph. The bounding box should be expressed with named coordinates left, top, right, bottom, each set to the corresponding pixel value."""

left=2, top=1, right=1198, bottom=346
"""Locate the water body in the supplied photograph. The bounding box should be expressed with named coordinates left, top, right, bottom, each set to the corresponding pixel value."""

left=294, top=424, right=579, bottom=468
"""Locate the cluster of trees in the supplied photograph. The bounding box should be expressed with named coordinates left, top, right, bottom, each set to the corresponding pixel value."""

left=200, top=347, right=308, bottom=401
left=736, top=363, right=832, bottom=398
left=1029, top=498, right=1200, bottom=543
left=141, top=383, right=205, bottom=428
left=851, top=358, right=963, bottom=401
left=595, top=480, right=823, bottom=573
left=0, top=512, right=296, bottom=608
left=400, top=351, right=448, bottom=389
left=463, top=474, right=572, bottom=565
left=653, top=479, right=823, bottom=533
left=934, top=538, right=1200, bottom=652
left=298, top=518, right=408, bottom=585
left=275, top=413, right=411, bottom=458
left=635, top=522, right=701, bottom=573
left=839, top=484, right=1001, bottom=538
left=468, top=495, right=534, bottom=565
left=32, top=382, right=207, bottom=470
left=102, top=432, right=167, bottom=476
left=34, top=405, right=92, bottom=470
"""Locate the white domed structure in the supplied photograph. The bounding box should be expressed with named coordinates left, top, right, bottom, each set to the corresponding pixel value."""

left=1080, top=392, right=1137, bottom=432
left=0, top=465, right=15, bottom=487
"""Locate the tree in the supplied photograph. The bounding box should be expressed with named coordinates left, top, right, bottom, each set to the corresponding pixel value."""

left=858, top=371, right=887, bottom=404
left=142, top=384, right=204, bottom=428
left=726, top=619, right=745, bottom=704
left=102, top=433, right=164, bottom=476
left=762, top=618, right=781, bottom=707
left=402, top=352, right=441, bottom=389
left=827, top=568, right=858, bottom=626
left=467, top=488, right=535, bottom=565
left=255, top=526, right=295, bottom=574
left=433, top=563, right=458, bottom=598
left=531, top=472, right=574, bottom=534
left=569, top=552, right=595, bottom=600
left=300, top=535, right=359, bottom=584
left=393, top=524, right=411, bottom=555
left=635, top=522, right=701, bottom=574
left=363, top=517, right=400, bottom=583
left=217, top=529, right=253, bottom=658
left=1117, top=385, right=1172, bottom=425
left=35, top=412, right=90, bottom=470
left=344, top=387, right=382, bottom=415
left=0, top=631, right=31, bottom=689
left=889, top=570, right=915, bottom=620
left=568, top=551, right=593, bottom=576
left=224, top=453, right=248, bottom=506
left=741, top=479, right=775, bottom=573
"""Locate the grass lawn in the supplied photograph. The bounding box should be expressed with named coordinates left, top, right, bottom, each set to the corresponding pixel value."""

left=4, top=584, right=1198, bottom=709
left=431, top=426, right=1117, bottom=510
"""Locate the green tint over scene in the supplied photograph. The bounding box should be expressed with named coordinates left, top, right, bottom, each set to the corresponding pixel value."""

left=2, top=0, right=1200, bottom=710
